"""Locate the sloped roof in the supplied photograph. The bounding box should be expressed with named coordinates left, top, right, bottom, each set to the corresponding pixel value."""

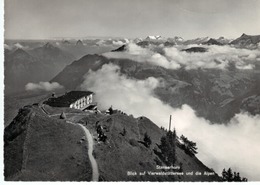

left=45, top=91, right=93, bottom=107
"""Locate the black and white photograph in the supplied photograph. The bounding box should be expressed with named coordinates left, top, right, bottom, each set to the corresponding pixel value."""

left=1, top=0, right=260, bottom=182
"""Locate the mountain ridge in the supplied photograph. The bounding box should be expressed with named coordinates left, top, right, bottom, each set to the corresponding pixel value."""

left=230, top=33, right=260, bottom=47
left=4, top=104, right=221, bottom=181
left=50, top=53, right=259, bottom=123
left=4, top=105, right=92, bottom=181
left=4, top=43, right=76, bottom=95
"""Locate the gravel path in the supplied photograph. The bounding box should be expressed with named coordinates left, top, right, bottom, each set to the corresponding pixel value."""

left=78, top=124, right=99, bottom=181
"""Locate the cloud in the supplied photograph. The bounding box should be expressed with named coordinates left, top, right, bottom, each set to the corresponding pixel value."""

left=4, top=43, right=29, bottom=50
left=96, top=39, right=130, bottom=47
left=172, top=105, right=260, bottom=181
left=25, top=81, right=64, bottom=91
left=4, top=44, right=12, bottom=50
left=103, top=43, right=181, bottom=69
left=112, top=40, right=124, bottom=46
left=13, top=42, right=29, bottom=49
left=80, top=63, right=165, bottom=114
left=164, top=45, right=258, bottom=70
left=124, top=38, right=130, bottom=44
left=112, top=39, right=130, bottom=46
left=14, top=43, right=24, bottom=48
left=150, top=53, right=181, bottom=69
left=103, top=43, right=260, bottom=70
left=80, top=63, right=260, bottom=180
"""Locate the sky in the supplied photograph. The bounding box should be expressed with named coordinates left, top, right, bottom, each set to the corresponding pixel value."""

left=4, top=0, right=260, bottom=40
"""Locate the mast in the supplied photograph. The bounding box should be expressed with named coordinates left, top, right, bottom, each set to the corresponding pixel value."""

left=169, top=115, right=172, bottom=131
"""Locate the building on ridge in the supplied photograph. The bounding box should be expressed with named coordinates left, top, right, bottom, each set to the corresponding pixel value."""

left=45, top=91, right=96, bottom=111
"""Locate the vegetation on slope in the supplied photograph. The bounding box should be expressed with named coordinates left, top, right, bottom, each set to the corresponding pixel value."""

left=78, top=110, right=221, bottom=181
left=4, top=105, right=92, bottom=181
left=5, top=99, right=222, bottom=181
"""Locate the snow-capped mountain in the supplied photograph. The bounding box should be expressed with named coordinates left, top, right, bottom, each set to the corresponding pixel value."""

left=216, top=36, right=232, bottom=44
left=184, top=37, right=210, bottom=45
left=145, top=35, right=162, bottom=40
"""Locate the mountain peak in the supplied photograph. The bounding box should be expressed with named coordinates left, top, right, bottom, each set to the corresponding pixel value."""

left=62, top=40, right=71, bottom=45
left=13, top=48, right=29, bottom=56
left=183, top=37, right=210, bottom=45
left=8, top=48, right=35, bottom=65
left=76, top=40, right=84, bottom=46
left=14, top=48, right=25, bottom=53
left=112, top=44, right=127, bottom=52
left=230, top=33, right=260, bottom=46
left=43, top=42, right=56, bottom=49
left=146, top=35, right=162, bottom=40
left=203, top=38, right=223, bottom=45
left=174, top=36, right=184, bottom=41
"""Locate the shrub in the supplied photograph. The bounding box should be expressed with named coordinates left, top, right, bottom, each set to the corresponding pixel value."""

left=180, top=135, right=197, bottom=156
left=120, top=128, right=127, bottom=136
left=222, top=168, right=248, bottom=182
left=155, top=129, right=177, bottom=165
left=143, top=132, right=152, bottom=148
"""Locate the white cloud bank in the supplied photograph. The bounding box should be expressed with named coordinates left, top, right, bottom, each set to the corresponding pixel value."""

left=81, top=63, right=260, bottom=180
left=112, top=40, right=125, bottom=46
left=4, top=44, right=12, bottom=50
left=25, top=81, right=64, bottom=91
left=4, top=43, right=29, bottom=50
left=103, top=43, right=260, bottom=70
left=14, top=43, right=25, bottom=49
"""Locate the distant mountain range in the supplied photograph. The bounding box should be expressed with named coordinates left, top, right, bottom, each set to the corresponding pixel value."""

left=4, top=33, right=260, bottom=115
left=50, top=53, right=260, bottom=123
left=230, top=33, right=260, bottom=48
left=4, top=43, right=75, bottom=95
left=203, top=38, right=223, bottom=46
left=136, top=34, right=260, bottom=48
